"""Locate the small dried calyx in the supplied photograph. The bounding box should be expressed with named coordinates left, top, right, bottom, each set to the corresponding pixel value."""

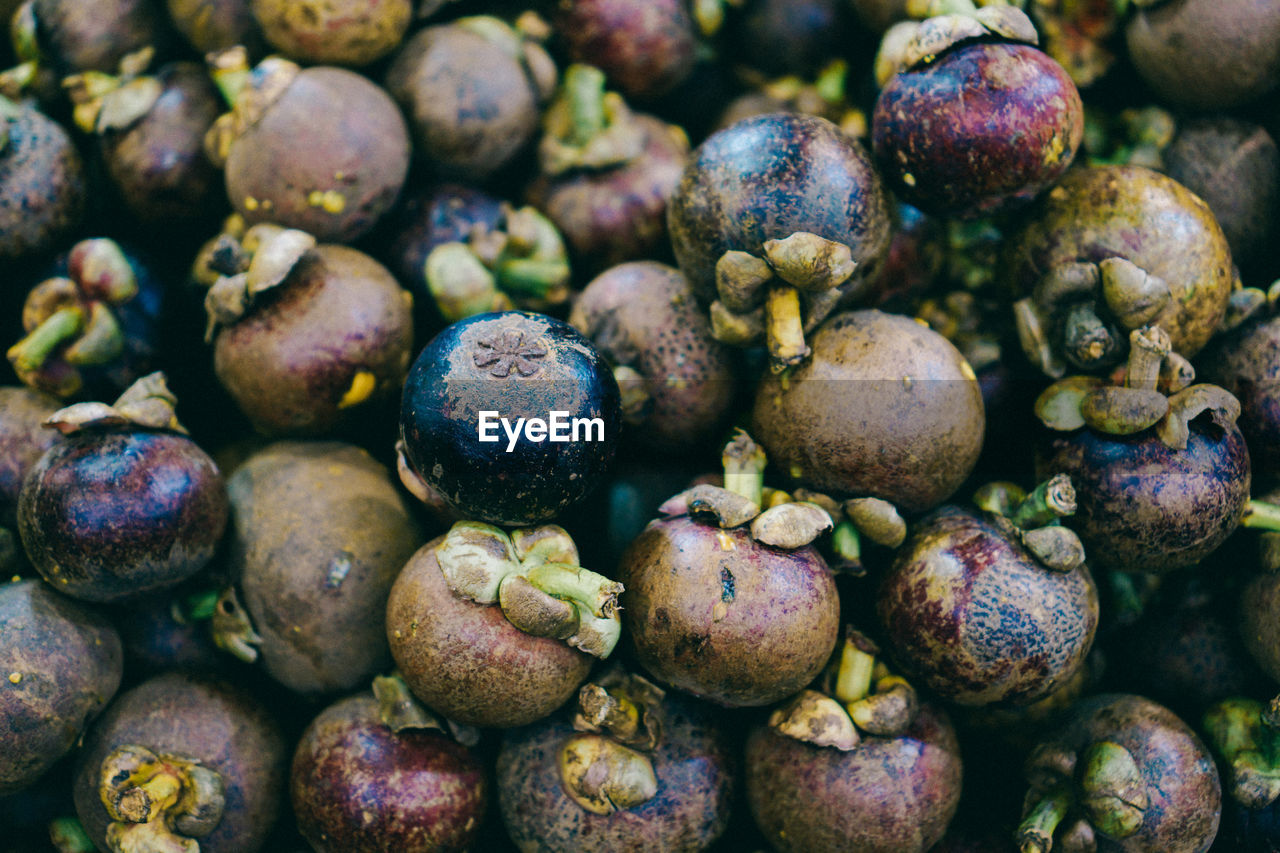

left=875, top=3, right=1039, bottom=85
left=539, top=63, right=648, bottom=177
left=42, top=371, right=187, bottom=436
left=63, top=47, right=162, bottom=134
left=98, top=744, right=226, bottom=853
left=1203, top=696, right=1280, bottom=811
left=434, top=522, right=623, bottom=658
left=708, top=232, right=857, bottom=371
left=973, top=474, right=1086, bottom=573
left=202, top=47, right=300, bottom=168
left=424, top=203, right=571, bottom=322
left=373, top=671, right=480, bottom=746
left=1017, top=739, right=1151, bottom=853
left=200, top=220, right=317, bottom=340
left=560, top=669, right=665, bottom=815
left=1034, top=325, right=1240, bottom=451
left=770, top=628, right=919, bottom=751
left=7, top=238, right=140, bottom=398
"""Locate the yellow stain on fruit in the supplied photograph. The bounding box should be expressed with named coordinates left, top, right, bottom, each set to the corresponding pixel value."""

left=307, top=189, right=347, bottom=214
left=8, top=672, right=21, bottom=684
left=715, top=531, right=735, bottom=551
left=960, top=359, right=977, bottom=382
left=338, top=371, right=376, bottom=409
left=243, top=196, right=259, bottom=211
left=902, top=172, right=916, bottom=187
left=1044, top=132, right=1065, bottom=166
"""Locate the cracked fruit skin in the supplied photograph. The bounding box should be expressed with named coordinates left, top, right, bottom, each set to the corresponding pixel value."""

left=399, top=311, right=622, bottom=526
left=619, top=516, right=840, bottom=708
left=877, top=506, right=1099, bottom=707
left=873, top=41, right=1083, bottom=220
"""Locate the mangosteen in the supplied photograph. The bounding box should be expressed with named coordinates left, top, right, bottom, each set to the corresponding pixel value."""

left=0, top=578, right=123, bottom=795
left=619, top=433, right=841, bottom=707
left=65, top=55, right=223, bottom=226
left=1203, top=697, right=1280, bottom=853
left=0, top=386, right=60, bottom=527
left=1016, top=693, right=1221, bottom=853
left=398, top=310, right=621, bottom=526
left=0, top=96, right=86, bottom=263
left=746, top=632, right=963, bottom=852
left=724, top=0, right=852, bottom=78
left=751, top=308, right=985, bottom=514
left=252, top=0, right=411, bottom=66
left=386, top=522, right=623, bottom=727
left=496, top=669, right=736, bottom=851
left=553, top=0, right=698, bottom=101
left=112, top=591, right=223, bottom=678
left=871, top=7, right=1084, bottom=219
left=526, top=64, right=690, bottom=271
left=166, top=0, right=265, bottom=55
left=383, top=14, right=556, bottom=182
left=19, top=0, right=165, bottom=75
left=381, top=183, right=506, bottom=291
left=1035, top=326, right=1250, bottom=574
left=878, top=476, right=1098, bottom=706
left=72, top=671, right=286, bottom=853
left=713, top=59, right=866, bottom=138
left=667, top=112, right=891, bottom=371
left=7, top=238, right=164, bottom=401
left=569, top=261, right=736, bottom=451
left=212, top=441, right=425, bottom=695
left=17, top=373, right=229, bottom=603
left=205, top=48, right=410, bottom=242
left=291, top=681, right=487, bottom=852
left=1125, top=0, right=1280, bottom=111
left=203, top=222, right=415, bottom=437
left=1001, top=164, right=1235, bottom=375
left=1235, top=500, right=1280, bottom=687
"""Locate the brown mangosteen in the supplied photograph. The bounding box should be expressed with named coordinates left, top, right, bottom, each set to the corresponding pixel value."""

left=387, top=522, right=623, bottom=727
left=213, top=441, right=425, bottom=696
left=166, top=0, right=265, bottom=55
left=251, top=0, right=411, bottom=66
left=0, top=96, right=86, bottom=263
left=0, top=578, right=123, bottom=795
left=526, top=64, right=690, bottom=271
left=877, top=477, right=1099, bottom=707
left=553, top=0, right=697, bottom=101
left=871, top=7, right=1084, bottom=219
left=751, top=308, right=985, bottom=514
left=496, top=669, right=736, bottom=851
left=1002, top=164, right=1235, bottom=375
left=205, top=49, right=410, bottom=242
left=0, top=386, right=59, bottom=527
left=1017, top=693, right=1221, bottom=853
left=667, top=112, right=891, bottom=370
left=746, top=633, right=963, bottom=852
left=72, top=671, right=286, bottom=853
left=569, top=261, right=736, bottom=451
left=384, top=15, right=556, bottom=182
left=203, top=222, right=414, bottom=437
left=17, top=374, right=229, bottom=603
left=1125, top=0, right=1280, bottom=111
left=1199, top=302, right=1280, bottom=487
left=619, top=433, right=841, bottom=707
left=21, top=0, right=165, bottom=75
left=291, top=683, right=488, bottom=852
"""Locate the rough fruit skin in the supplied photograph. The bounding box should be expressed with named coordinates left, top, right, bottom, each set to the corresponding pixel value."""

left=620, top=516, right=840, bottom=708
left=746, top=702, right=963, bottom=853
left=555, top=0, right=697, bottom=100
left=252, top=0, right=412, bottom=67
left=1199, top=314, right=1280, bottom=484
left=18, top=430, right=229, bottom=603
left=0, top=387, right=61, bottom=526
left=291, top=694, right=487, bottom=853
left=877, top=506, right=1099, bottom=707
left=872, top=42, right=1083, bottom=219
left=0, top=105, right=86, bottom=262
left=386, top=536, right=594, bottom=728
left=0, top=579, right=122, bottom=795
left=667, top=112, right=891, bottom=308
left=496, top=694, right=735, bottom=852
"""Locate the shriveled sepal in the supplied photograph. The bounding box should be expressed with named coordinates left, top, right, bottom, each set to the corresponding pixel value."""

left=63, top=47, right=162, bottom=135
left=559, top=734, right=657, bottom=815
left=98, top=745, right=226, bottom=853
left=975, top=474, right=1088, bottom=574
left=203, top=48, right=300, bottom=168
left=209, top=586, right=262, bottom=663
left=875, top=5, right=1038, bottom=85
left=43, top=371, right=187, bottom=436
left=202, top=224, right=316, bottom=340
left=572, top=669, right=666, bottom=752
left=539, top=63, right=645, bottom=176
left=1204, top=698, right=1280, bottom=811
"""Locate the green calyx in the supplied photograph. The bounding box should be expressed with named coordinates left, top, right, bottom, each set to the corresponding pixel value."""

left=98, top=744, right=226, bottom=853
left=63, top=47, right=160, bottom=135
left=1204, top=698, right=1280, bottom=810
left=1018, top=739, right=1150, bottom=851
left=1079, top=741, right=1148, bottom=839
left=539, top=63, right=644, bottom=176
left=1017, top=784, right=1073, bottom=853
left=435, top=521, right=623, bottom=658
left=975, top=475, right=1086, bottom=573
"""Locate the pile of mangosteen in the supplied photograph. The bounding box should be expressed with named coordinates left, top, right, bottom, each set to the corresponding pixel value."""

left=4, top=0, right=1280, bottom=851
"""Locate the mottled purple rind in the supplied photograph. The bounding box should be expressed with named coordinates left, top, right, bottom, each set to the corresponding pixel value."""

left=527, top=114, right=688, bottom=270
left=226, top=66, right=410, bottom=242
left=291, top=694, right=487, bottom=853
left=18, top=430, right=229, bottom=603
left=72, top=672, right=286, bottom=853
left=0, top=104, right=87, bottom=262
left=0, top=579, right=123, bottom=795
left=1198, top=313, right=1280, bottom=485
left=555, top=0, right=697, bottom=100
left=213, top=244, right=414, bottom=437
left=570, top=261, right=735, bottom=450
left=745, top=702, right=963, bottom=853
left=666, top=112, right=891, bottom=309
left=999, top=165, right=1234, bottom=360
left=751, top=309, right=985, bottom=513
left=496, top=692, right=735, bottom=852
left=0, top=387, right=61, bottom=527
left=619, top=515, right=840, bottom=708
left=382, top=183, right=505, bottom=295
left=386, top=535, right=595, bottom=728
left=1033, top=693, right=1221, bottom=853
left=872, top=41, right=1083, bottom=219
left=1035, top=420, right=1250, bottom=574
left=226, top=441, right=424, bottom=695
left=877, top=506, right=1099, bottom=707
